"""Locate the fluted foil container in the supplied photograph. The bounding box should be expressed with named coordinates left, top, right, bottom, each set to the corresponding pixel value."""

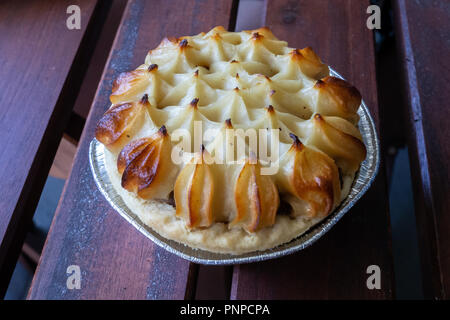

left=89, top=69, right=380, bottom=265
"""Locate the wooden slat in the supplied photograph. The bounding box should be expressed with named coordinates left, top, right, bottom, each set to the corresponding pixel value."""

left=72, top=0, right=129, bottom=119
left=393, top=0, right=450, bottom=300
left=231, top=0, right=394, bottom=299
left=0, top=0, right=102, bottom=297
left=28, top=0, right=238, bottom=300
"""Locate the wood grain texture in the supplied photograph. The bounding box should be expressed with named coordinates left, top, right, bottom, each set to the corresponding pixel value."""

left=0, top=0, right=100, bottom=297
left=393, top=0, right=450, bottom=300
left=72, top=0, right=128, bottom=119
left=230, top=0, right=394, bottom=299
left=28, top=0, right=238, bottom=300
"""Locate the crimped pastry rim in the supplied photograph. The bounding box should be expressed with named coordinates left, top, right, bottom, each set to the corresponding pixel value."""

left=89, top=68, right=380, bottom=265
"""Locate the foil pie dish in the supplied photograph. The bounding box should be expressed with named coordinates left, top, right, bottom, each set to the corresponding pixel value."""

left=89, top=68, right=379, bottom=265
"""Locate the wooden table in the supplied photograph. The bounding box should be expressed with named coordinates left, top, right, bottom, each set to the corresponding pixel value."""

left=0, top=0, right=446, bottom=300
left=393, top=0, right=450, bottom=300
left=0, top=0, right=104, bottom=296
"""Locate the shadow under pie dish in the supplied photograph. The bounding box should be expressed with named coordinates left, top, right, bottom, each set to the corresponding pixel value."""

left=91, top=27, right=379, bottom=261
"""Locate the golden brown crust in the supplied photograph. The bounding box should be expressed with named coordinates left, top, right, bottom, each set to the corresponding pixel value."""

left=110, top=69, right=153, bottom=105
left=117, top=127, right=174, bottom=199
left=95, top=96, right=147, bottom=151
left=174, top=148, right=215, bottom=229
left=314, top=76, right=362, bottom=123
left=278, top=134, right=341, bottom=219
left=117, top=137, right=151, bottom=175
left=309, top=114, right=366, bottom=174
left=290, top=47, right=329, bottom=79
left=231, top=159, right=279, bottom=232
left=149, top=37, right=178, bottom=55
left=244, top=27, right=277, bottom=40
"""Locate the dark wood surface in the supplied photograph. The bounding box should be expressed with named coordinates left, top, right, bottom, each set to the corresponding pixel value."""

left=72, top=0, right=128, bottom=120
left=28, top=0, right=238, bottom=299
left=394, top=0, right=450, bottom=300
left=0, top=0, right=101, bottom=297
left=230, top=0, right=394, bottom=299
